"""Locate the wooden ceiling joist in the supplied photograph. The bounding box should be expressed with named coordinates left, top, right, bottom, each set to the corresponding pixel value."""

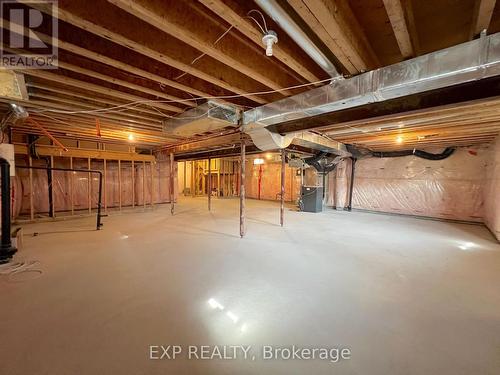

left=0, top=19, right=198, bottom=108
left=198, top=0, right=323, bottom=82
left=471, top=0, right=497, bottom=38
left=3, top=98, right=163, bottom=130
left=29, top=0, right=270, bottom=104
left=28, top=92, right=163, bottom=124
left=382, top=0, right=414, bottom=58
left=19, top=70, right=179, bottom=114
left=56, top=61, right=185, bottom=109
left=14, top=143, right=156, bottom=162
left=26, top=82, right=168, bottom=118
left=287, top=0, right=379, bottom=73
left=107, top=0, right=300, bottom=95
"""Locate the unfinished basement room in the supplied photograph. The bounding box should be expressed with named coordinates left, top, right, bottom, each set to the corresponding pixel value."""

left=1, top=0, right=500, bottom=374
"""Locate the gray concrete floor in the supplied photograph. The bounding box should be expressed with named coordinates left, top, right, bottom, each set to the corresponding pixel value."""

left=1, top=197, right=499, bottom=375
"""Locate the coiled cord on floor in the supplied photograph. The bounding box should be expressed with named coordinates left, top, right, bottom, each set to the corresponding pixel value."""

left=0, top=260, right=43, bottom=282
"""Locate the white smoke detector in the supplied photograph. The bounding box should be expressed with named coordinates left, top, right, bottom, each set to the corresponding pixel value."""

left=262, top=30, right=278, bottom=56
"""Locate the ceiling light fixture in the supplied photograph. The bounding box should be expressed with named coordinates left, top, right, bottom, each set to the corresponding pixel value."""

left=262, top=30, right=278, bottom=56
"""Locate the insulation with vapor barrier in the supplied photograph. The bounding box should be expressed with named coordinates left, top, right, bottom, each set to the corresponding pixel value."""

left=11, top=156, right=177, bottom=219
left=328, top=146, right=487, bottom=222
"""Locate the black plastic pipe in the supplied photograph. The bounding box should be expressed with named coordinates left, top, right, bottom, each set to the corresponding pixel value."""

left=372, top=147, right=455, bottom=160
left=16, top=165, right=104, bottom=230
left=0, top=158, right=17, bottom=264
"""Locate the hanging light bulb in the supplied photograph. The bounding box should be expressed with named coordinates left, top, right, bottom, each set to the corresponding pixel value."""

left=262, top=31, right=278, bottom=56
left=128, top=133, right=135, bottom=142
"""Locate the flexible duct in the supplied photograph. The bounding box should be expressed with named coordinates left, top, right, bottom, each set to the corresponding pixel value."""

left=371, top=147, right=456, bottom=160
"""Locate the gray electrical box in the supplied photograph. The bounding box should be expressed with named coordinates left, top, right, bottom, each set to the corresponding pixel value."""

left=301, top=186, right=323, bottom=213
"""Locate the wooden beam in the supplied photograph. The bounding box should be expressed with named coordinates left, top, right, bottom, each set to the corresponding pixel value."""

left=5, top=98, right=163, bottom=131
left=57, top=61, right=185, bottom=110
left=14, top=144, right=156, bottom=162
left=0, top=20, right=196, bottom=107
left=28, top=93, right=164, bottom=124
left=16, top=118, right=174, bottom=146
left=108, top=0, right=298, bottom=94
left=70, top=157, right=74, bottom=215
left=29, top=0, right=269, bottom=104
left=382, top=0, right=414, bottom=58
left=20, top=69, right=181, bottom=114
left=47, top=32, right=228, bottom=106
left=26, top=82, right=172, bottom=117
left=142, top=161, right=146, bottom=209
left=287, top=0, right=379, bottom=73
left=198, top=0, right=322, bottom=82
left=88, top=158, right=92, bottom=214
left=118, top=159, right=122, bottom=211
left=103, top=159, right=107, bottom=213
left=166, top=132, right=244, bottom=154
left=471, top=0, right=497, bottom=38
left=28, top=156, right=34, bottom=220
left=132, top=160, right=135, bottom=208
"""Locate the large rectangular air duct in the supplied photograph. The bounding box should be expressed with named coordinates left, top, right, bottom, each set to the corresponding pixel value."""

left=162, top=101, right=239, bottom=137
left=244, top=32, right=500, bottom=128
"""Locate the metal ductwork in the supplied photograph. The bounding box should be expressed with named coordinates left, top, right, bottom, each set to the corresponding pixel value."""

left=162, top=101, right=239, bottom=137
left=244, top=32, right=500, bottom=130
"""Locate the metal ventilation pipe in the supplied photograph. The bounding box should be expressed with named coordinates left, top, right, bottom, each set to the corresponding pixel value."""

left=254, top=0, right=341, bottom=78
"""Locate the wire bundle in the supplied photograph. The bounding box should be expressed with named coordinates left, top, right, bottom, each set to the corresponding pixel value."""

left=0, top=260, right=42, bottom=282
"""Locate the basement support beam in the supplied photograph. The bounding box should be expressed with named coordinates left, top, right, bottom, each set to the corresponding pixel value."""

left=29, top=156, right=34, bottom=221
left=170, top=153, right=174, bottom=215
left=280, top=149, right=285, bottom=227
left=239, top=138, right=246, bottom=238
left=88, top=158, right=92, bottom=214
left=382, top=0, right=414, bottom=58
left=150, top=161, right=154, bottom=207
left=118, top=159, right=122, bottom=211
left=208, top=157, right=212, bottom=211
left=132, top=161, right=135, bottom=208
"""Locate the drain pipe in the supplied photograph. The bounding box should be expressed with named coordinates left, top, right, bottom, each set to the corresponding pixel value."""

left=0, top=158, right=17, bottom=264
left=254, top=0, right=341, bottom=78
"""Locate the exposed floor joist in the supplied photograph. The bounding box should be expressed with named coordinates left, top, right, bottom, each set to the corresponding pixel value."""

left=198, top=0, right=324, bottom=82
left=107, top=0, right=300, bottom=95
left=286, top=0, right=379, bottom=73
left=29, top=0, right=274, bottom=105
left=471, top=0, right=497, bottom=38
left=382, top=0, right=414, bottom=58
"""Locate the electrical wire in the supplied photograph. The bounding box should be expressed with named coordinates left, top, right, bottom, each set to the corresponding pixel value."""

left=245, top=15, right=266, bottom=34
left=247, top=9, right=268, bottom=32
left=0, top=260, right=42, bottom=282
left=174, top=24, right=234, bottom=81
left=28, top=77, right=334, bottom=116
